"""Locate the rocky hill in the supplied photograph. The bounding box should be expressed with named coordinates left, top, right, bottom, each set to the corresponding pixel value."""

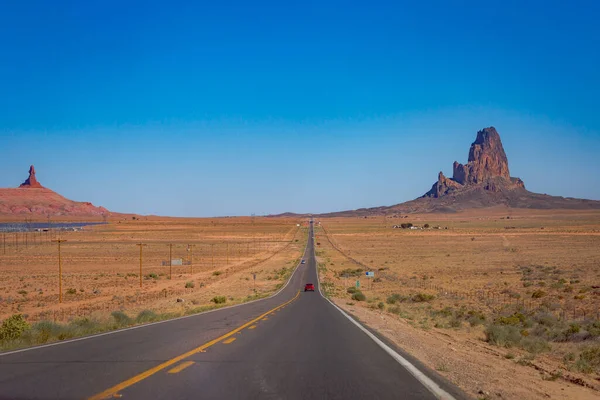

left=0, top=166, right=111, bottom=217
left=319, top=127, right=600, bottom=216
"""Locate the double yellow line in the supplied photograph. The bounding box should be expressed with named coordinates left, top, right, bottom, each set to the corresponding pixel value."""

left=89, top=291, right=300, bottom=400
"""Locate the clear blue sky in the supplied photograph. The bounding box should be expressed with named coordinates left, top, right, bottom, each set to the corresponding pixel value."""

left=1, top=1, right=599, bottom=216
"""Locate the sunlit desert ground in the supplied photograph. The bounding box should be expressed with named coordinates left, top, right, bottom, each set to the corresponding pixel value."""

left=315, top=208, right=600, bottom=400
left=0, top=216, right=306, bottom=322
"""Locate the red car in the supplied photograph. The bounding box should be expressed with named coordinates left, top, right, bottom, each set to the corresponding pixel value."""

left=304, top=283, right=315, bottom=292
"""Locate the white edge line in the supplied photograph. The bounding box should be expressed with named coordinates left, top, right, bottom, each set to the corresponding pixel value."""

left=0, top=227, right=311, bottom=357
left=314, top=228, right=457, bottom=400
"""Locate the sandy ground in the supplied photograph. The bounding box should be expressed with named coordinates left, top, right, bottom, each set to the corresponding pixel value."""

left=314, top=209, right=600, bottom=400
left=0, top=216, right=306, bottom=322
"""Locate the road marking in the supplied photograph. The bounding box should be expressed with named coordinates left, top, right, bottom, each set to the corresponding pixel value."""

left=88, top=291, right=300, bottom=400
left=222, top=337, right=236, bottom=344
left=248, top=325, right=257, bottom=330
left=167, top=361, right=195, bottom=374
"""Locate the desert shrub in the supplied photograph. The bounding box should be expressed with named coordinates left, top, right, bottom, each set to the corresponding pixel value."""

left=347, top=287, right=358, bottom=294
left=532, top=290, right=546, bottom=299
left=211, top=296, right=227, bottom=304
left=17, top=290, right=27, bottom=296
left=111, top=311, right=131, bottom=327
left=521, top=337, right=551, bottom=354
left=66, top=288, right=77, bottom=295
left=136, top=310, right=158, bottom=323
left=467, top=310, right=486, bottom=326
left=386, top=293, right=406, bottom=304
left=575, top=346, right=600, bottom=374
left=435, top=307, right=454, bottom=318
left=523, top=282, right=533, bottom=288
left=351, top=292, right=366, bottom=301
left=449, top=317, right=462, bottom=328
left=585, top=320, right=600, bottom=338
left=212, top=271, right=222, bottom=276
left=377, top=302, right=385, bottom=310
left=0, top=314, right=30, bottom=342
left=533, top=312, right=559, bottom=328
left=400, top=223, right=413, bottom=229
left=412, top=293, right=435, bottom=302
left=485, top=324, right=522, bottom=347
left=25, top=321, right=63, bottom=344
left=185, top=281, right=195, bottom=288
left=495, top=312, right=528, bottom=327
left=424, top=224, right=430, bottom=228
left=145, top=273, right=158, bottom=280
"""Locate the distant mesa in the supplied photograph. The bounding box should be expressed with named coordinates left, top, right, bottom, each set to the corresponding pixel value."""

left=0, top=165, right=112, bottom=217
left=19, top=165, right=44, bottom=188
left=424, top=127, right=525, bottom=199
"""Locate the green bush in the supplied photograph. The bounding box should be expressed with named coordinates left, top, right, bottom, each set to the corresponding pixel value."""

left=212, top=271, right=222, bottom=276
left=136, top=310, right=158, bottom=323
left=347, top=287, right=358, bottom=294
left=66, top=288, right=77, bottom=295
left=351, top=292, right=366, bottom=301
left=185, top=281, right=195, bottom=288
left=0, top=314, right=30, bottom=342
left=485, top=324, right=522, bottom=347
left=211, top=296, right=227, bottom=304
left=111, top=311, right=131, bottom=327
left=145, top=273, right=158, bottom=280
left=412, top=293, right=435, bottom=302
left=377, top=302, right=385, bottom=310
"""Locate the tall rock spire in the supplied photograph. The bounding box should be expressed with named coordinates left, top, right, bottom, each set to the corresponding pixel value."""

left=19, top=165, right=44, bottom=188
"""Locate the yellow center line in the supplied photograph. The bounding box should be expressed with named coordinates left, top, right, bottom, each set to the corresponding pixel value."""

left=167, top=361, right=195, bottom=374
left=248, top=325, right=257, bottom=330
left=88, top=291, right=300, bottom=400
left=222, top=337, right=236, bottom=344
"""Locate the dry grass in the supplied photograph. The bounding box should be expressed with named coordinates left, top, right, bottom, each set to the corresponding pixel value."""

left=0, top=217, right=306, bottom=324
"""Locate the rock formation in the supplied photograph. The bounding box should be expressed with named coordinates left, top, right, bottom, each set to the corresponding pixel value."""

left=19, top=165, right=44, bottom=188
left=0, top=165, right=112, bottom=216
left=424, top=127, right=524, bottom=198
left=317, top=125, right=600, bottom=217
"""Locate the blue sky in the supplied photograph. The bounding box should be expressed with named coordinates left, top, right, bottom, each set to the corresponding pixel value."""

left=1, top=1, right=599, bottom=216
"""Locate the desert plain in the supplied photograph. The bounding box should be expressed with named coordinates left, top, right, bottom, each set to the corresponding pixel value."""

left=314, top=208, right=600, bottom=399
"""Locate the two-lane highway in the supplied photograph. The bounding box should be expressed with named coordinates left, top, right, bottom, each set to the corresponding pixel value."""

left=0, top=223, right=464, bottom=399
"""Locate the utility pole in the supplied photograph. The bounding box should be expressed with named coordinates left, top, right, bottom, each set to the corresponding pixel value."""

left=169, top=243, right=173, bottom=280
left=188, top=244, right=196, bottom=274
left=53, top=239, right=67, bottom=303
left=136, top=243, right=146, bottom=288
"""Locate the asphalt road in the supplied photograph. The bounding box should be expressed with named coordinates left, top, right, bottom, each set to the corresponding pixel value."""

left=0, top=224, right=463, bottom=400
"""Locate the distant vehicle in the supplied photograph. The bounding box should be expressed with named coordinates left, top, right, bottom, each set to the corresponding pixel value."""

left=304, top=283, right=315, bottom=292
left=301, top=259, right=306, bottom=264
